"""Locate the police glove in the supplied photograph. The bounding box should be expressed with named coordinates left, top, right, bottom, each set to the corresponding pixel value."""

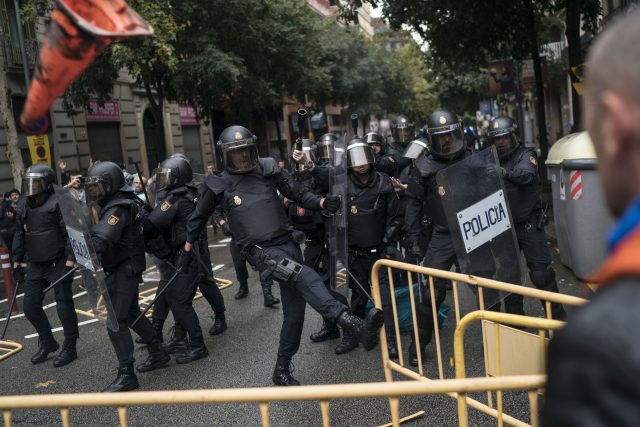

left=485, top=164, right=506, bottom=178
left=323, top=196, right=341, bottom=213
left=220, top=222, right=232, bottom=237
left=175, top=248, right=192, bottom=270
left=13, top=265, right=24, bottom=283
left=405, top=240, right=422, bottom=260
left=382, top=245, right=398, bottom=260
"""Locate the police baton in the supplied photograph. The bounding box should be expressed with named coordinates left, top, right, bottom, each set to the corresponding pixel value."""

left=345, top=268, right=375, bottom=305
left=42, top=265, right=79, bottom=295
left=131, top=263, right=182, bottom=328
left=132, top=160, right=151, bottom=208
left=1, top=280, right=21, bottom=340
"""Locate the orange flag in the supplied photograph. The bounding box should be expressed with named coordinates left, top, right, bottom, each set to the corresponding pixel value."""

left=20, top=0, right=153, bottom=128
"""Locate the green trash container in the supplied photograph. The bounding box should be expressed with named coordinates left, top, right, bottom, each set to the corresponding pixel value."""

left=545, top=132, right=614, bottom=280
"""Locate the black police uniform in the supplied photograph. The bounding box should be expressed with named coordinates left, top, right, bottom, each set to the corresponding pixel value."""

left=500, top=146, right=566, bottom=319
left=144, top=184, right=207, bottom=360
left=13, top=192, right=79, bottom=365
left=91, top=193, right=165, bottom=371
left=404, top=148, right=494, bottom=364
left=345, top=168, right=403, bottom=353
left=186, top=158, right=376, bottom=385
left=385, top=142, right=412, bottom=178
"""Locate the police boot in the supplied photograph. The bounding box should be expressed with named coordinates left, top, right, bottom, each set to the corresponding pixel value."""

left=53, top=337, right=77, bottom=367
left=136, top=339, right=171, bottom=373
left=209, top=315, right=227, bottom=336
left=31, top=334, right=60, bottom=364
left=408, top=338, right=425, bottom=367
left=234, top=282, right=249, bottom=299
left=102, top=365, right=139, bottom=392
left=262, top=283, right=280, bottom=307
left=176, top=339, right=208, bottom=364
left=310, top=319, right=340, bottom=343
left=334, top=329, right=359, bottom=355
left=386, top=332, right=399, bottom=360
left=272, top=354, right=300, bottom=386
left=164, top=324, right=188, bottom=354
left=337, top=308, right=385, bottom=351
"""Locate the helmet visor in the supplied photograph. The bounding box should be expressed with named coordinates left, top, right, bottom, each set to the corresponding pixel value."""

left=21, top=176, right=46, bottom=196
left=83, top=176, right=107, bottom=203
left=317, top=141, right=332, bottom=161
left=430, top=130, right=465, bottom=159
left=347, top=143, right=375, bottom=168
left=154, top=168, right=173, bottom=191
left=223, top=145, right=259, bottom=173
left=392, top=125, right=415, bottom=144
left=402, top=138, right=429, bottom=160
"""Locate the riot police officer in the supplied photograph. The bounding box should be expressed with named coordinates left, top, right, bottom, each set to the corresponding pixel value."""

left=290, top=139, right=343, bottom=343
left=85, top=161, right=170, bottom=392
left=12, top=165, right=79, bottom=367
left=486, top=117, right=566, bottom=319
left=402, top=110, right=476, bottom=366
left=388, top=115, right=415, bottom=175
left=338, top=138, right=404, bottom=357
left=143, top=156, right=209, bottom=364
left=365, top=132, right=398, bottom=177
left=184, top=125, right=383, bottom=386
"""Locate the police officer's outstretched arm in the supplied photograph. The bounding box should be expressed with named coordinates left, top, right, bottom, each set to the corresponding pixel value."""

left=275, top=168, right=326, bottom=211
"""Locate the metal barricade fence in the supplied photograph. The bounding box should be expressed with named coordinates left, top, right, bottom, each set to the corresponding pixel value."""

left=0, top=376, right=546, bottom=427
left=370, top=259, right=587, bottom=427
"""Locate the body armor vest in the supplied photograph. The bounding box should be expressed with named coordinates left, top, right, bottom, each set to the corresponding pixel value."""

left=100, top=198, right=146, bottom=273
left=347, top=171, right=391, bottom=248
left=23, top=193, right=66, bottom=263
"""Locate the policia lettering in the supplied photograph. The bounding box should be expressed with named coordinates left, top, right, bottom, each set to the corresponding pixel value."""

left=462, top=203, right=507, bottom=240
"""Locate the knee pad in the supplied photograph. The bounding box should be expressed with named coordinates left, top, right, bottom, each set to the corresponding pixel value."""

left=530, top=267, right=556, bottom=290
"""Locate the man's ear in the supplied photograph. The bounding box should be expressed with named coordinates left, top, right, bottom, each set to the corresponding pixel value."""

left=601, top=91, right=636, bottom=151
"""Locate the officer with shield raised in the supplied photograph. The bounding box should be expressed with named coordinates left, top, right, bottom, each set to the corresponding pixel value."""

left=486, top=117, right=566, bottom=319
left=12, top=165, right=80, bottom=367
left=184, top=125, right=384, bottom=386
left=402, top=110, right=475, bottom=366
left=85, top=161, right=170, bottom=392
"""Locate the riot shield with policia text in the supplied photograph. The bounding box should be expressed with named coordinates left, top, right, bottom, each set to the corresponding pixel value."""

left=327, top=135, right=349, bottom=299
left=436, top=146, right=522, bottom=311
left=55, top=187, right=118, bottom=331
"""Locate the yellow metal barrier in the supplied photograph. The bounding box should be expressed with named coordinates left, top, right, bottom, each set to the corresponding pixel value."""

left=370, top=259, right=587, bottom=426
left=0, top=376, right=545, bottom=427
left=0, top=340, right=22, bottom=362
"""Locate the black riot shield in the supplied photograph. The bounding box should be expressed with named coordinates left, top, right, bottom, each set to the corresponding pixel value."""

left=436, top=146, right=521, bottom=310
left=328, top=135, right=349, bottom=298
left=55, top=187, right=118, bottom=331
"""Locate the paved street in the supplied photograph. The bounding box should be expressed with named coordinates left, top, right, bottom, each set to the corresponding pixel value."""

left=0, top=226, right=588, bottom=426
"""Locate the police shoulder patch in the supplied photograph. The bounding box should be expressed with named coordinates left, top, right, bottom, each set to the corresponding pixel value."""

left=530, top=155, right=538, bottom=166
left=107, top=215, right=120, bottom=226
left=387, top=156, right=395, bottom=162
left=160, top=201, right=172, bottom=211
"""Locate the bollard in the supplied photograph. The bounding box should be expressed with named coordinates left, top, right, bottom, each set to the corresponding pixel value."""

left=0, top=247, right=19, bottom=314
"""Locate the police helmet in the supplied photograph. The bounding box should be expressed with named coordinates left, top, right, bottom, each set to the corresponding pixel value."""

left=365, top=132, right=387, bottom=155
left=487, top=116, right=519, bottom=159
left=346, top=138, right=375, bottom=169
left=218, top=125, right=259, bottom=174
left=316, top=133, right=338, bottom=163
left=85, top=161, right=126, bottom=202
left=391, top=115, right=415, bottom=146
left=21, top=164, right=56, bottom=196
left=402, top=137, right=429, bottom=160
left=424, top=110, right=466, bottom=160
left=155, top=155, right=193, bottom=191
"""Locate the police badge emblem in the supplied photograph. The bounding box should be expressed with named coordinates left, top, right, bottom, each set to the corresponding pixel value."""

left=233, top=196, right=242, bottom=206
left=234, top=132, right=242, bottom=140
left=160, top=201, right=172, bottom=211
left=439, top=116, right=447, bottom=125
left=438, top=186, right=446, bottom=196
left=350, top=205, right=357, bottom=214
left=108, top=215, right=120, bottom=225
